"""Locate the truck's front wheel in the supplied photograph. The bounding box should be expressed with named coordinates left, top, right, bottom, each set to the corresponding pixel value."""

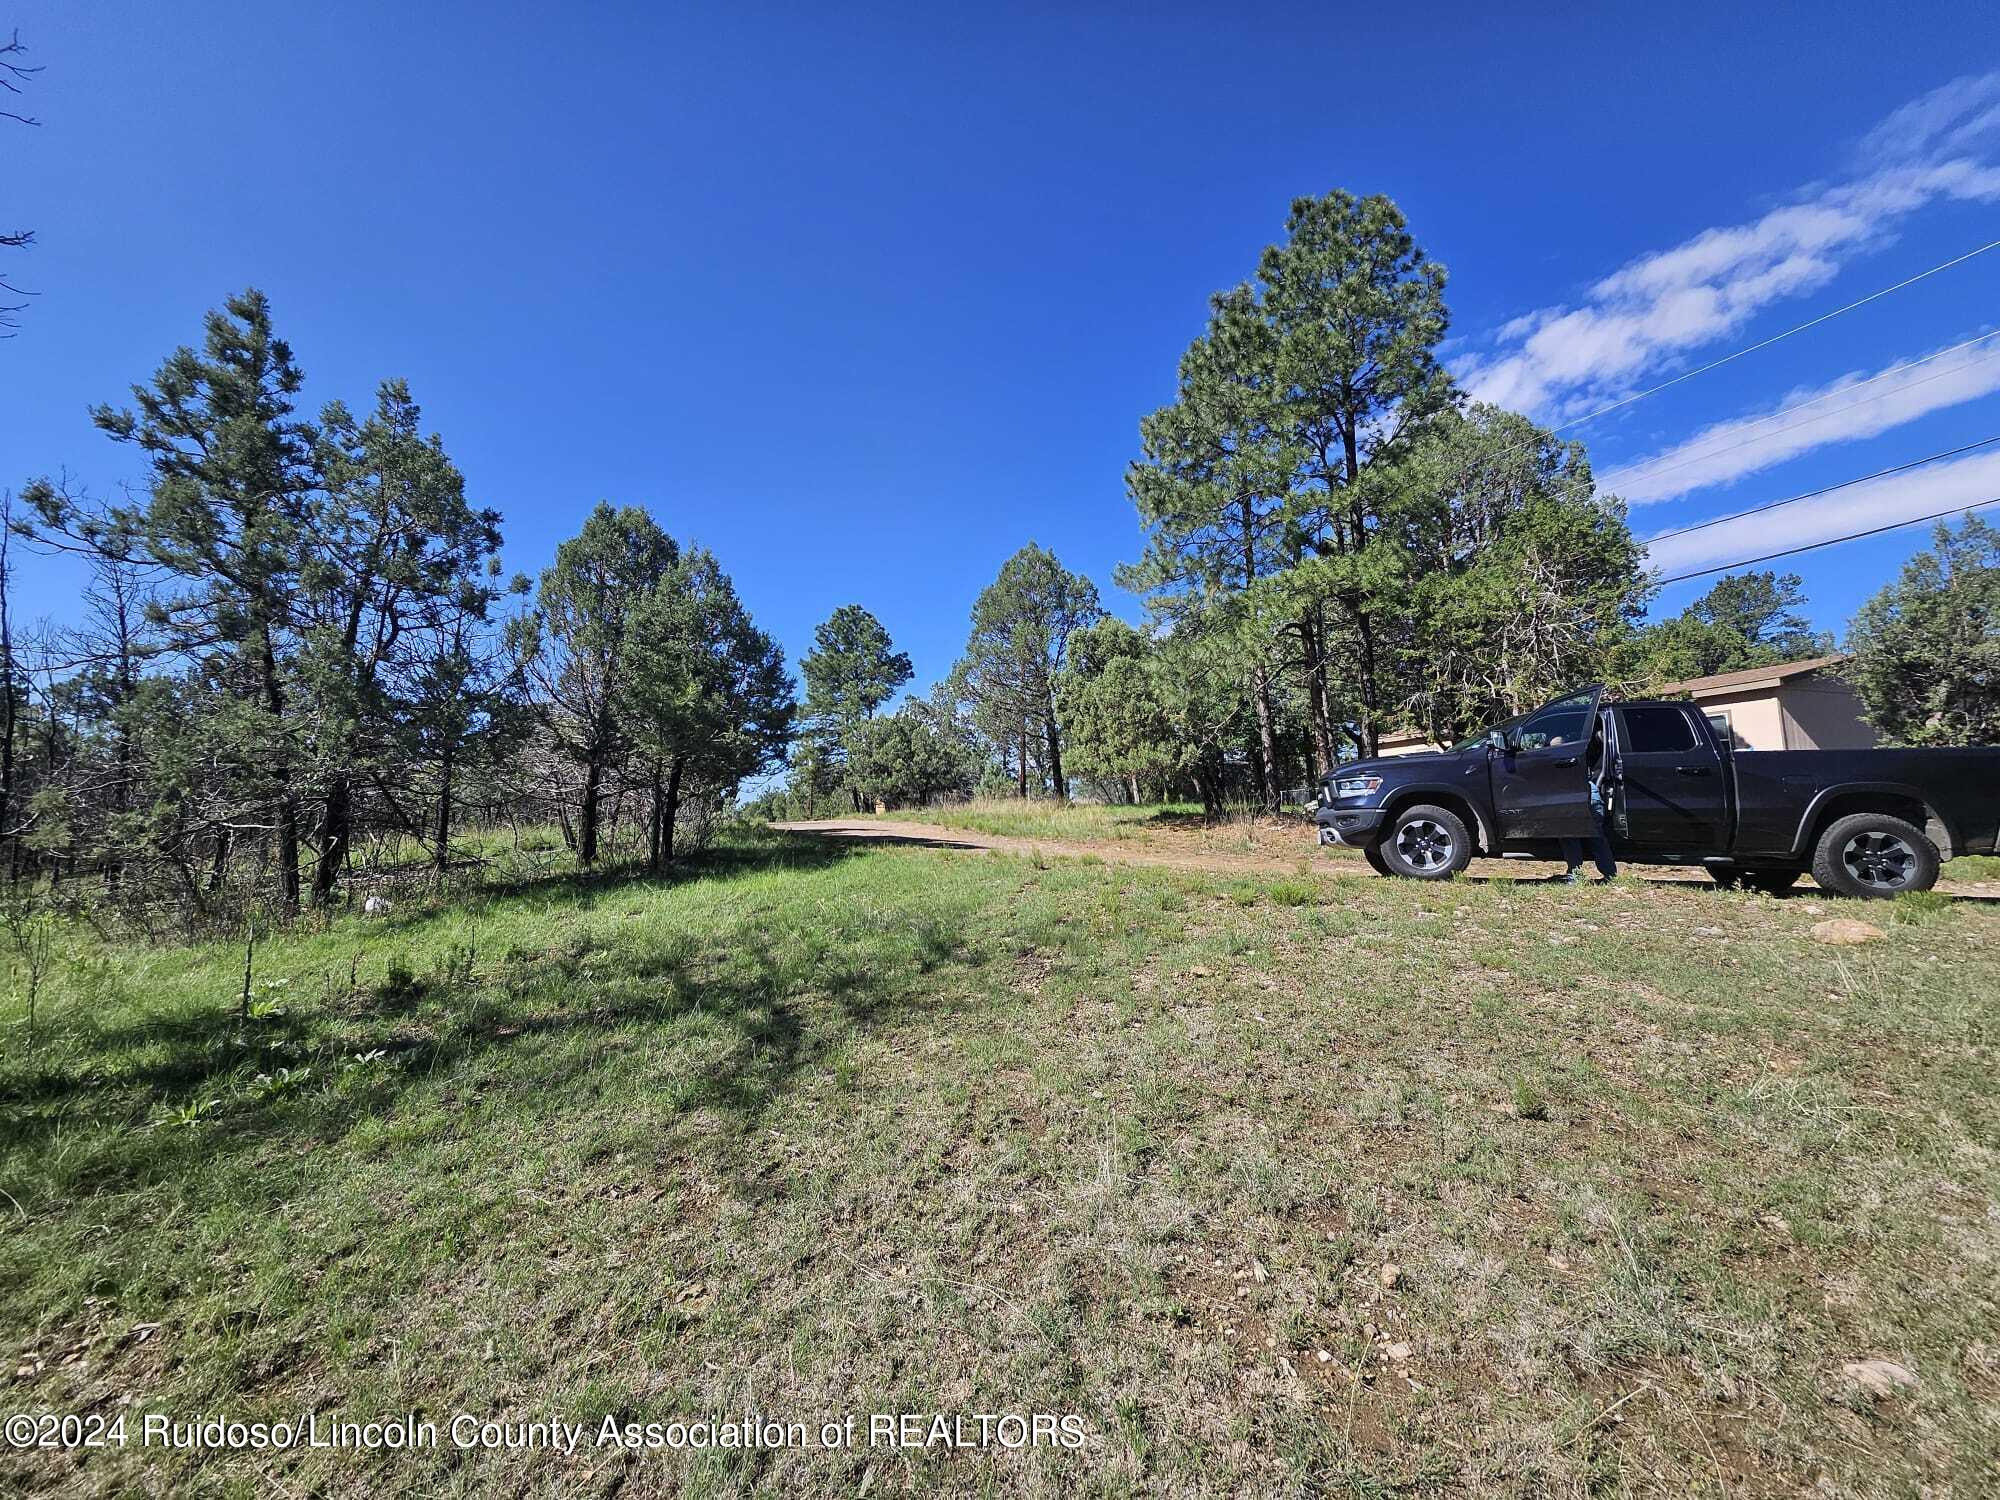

left=1810, top=813, right=1939, bottom=899
left=1377, top=804, right=1473, bottom=881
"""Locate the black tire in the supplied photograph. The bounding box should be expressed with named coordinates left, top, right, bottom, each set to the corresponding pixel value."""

left=1362, top=841, right=1392, bottom=877
left=1707, top=863, right=1743, bottom=890
left=1377, top=803, right=1473, bottom=881
left=1810, top=812, right=1939, bottom=899
left=1740, top=869, right=1803, bottom=895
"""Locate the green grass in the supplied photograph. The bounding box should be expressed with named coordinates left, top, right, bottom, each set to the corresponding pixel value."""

left=3, top=829, right=1997, bottom=1496
left=1949, top=852, right=2000, bottom=880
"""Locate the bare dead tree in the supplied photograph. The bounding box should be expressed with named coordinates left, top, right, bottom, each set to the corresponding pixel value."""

left=2, top=28, right=43, bottom=333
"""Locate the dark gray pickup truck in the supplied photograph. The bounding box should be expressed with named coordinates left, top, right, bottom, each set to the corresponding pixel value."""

left=1315, top=685, right=2000, bottom=897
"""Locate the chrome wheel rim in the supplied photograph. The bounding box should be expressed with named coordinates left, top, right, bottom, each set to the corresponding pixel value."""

left=1841, top=831, right=1917, bottom=890
left=1396, top=818, right=1454, bottom=872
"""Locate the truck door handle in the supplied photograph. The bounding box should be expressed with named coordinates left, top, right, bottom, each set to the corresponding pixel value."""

left=1675, top=765, right=1712, bottom=777
left=1552, top=756, right=1578, bottom=767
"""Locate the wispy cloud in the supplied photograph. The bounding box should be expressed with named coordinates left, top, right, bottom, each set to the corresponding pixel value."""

left=1460, top=73, right=2000, bottom=420
left=1602, top=332, right=2000, bottom=504
left=1643, top=445, right=2000, bottom=579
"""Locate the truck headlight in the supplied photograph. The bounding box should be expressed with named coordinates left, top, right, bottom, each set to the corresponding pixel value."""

left=1334, top=775, right=1383, bottom=797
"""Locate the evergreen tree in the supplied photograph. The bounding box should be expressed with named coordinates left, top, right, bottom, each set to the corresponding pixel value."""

left=1390, top=403, right=1648, bottom=741
left=301, top=379, right=509, bottom=902
left=1632, top=570, right=1833, bottom=685
left=87, top=289, right=319, bottom=912
left=625, top=548, right=793, bottom=869
left=523, top=504, right=680, bottom=866
left=1263, top=190, right=1454, bottom=763
left=848, top=693, right=978, bottom=809
left=1126, top=190, right=1454, bottom=794
left=958, top=544, right=1100, bottom=800
left=1846, top=517, right=1999, bottom=746
left=798, top=604, right=911, bottom=810
left=1123, top=290, right=1294, bottom=805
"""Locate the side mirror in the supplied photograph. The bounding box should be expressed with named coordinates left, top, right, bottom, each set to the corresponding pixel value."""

left=1487, top=729, right=1509, bottom=753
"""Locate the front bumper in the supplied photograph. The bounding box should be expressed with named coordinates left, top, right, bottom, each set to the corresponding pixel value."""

left=1315, top=806, right=1387, bottom=846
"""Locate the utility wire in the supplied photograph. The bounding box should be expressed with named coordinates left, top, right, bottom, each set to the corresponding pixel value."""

left=1542, top=233, right=2000, bottom=440
left=1653, top=496, right=2000, bottom=585
left=1442, top=233, right=2000, bottom=504
left=1606, top=330, right=2000, bottom=492
left=1642, top=433, right=2000, bottom=542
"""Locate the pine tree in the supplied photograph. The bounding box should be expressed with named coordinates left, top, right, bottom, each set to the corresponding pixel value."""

left=798, top=605, right=911, bottom=810
left=89, top=289, right=318, bottom=912
left=301, top=379, right=509, bottom=903
left=1846, top=517, right=1999, bottom=746
left=959, top=545, right=1100, bottom=801
left=523, top=504, right=681, bottom=867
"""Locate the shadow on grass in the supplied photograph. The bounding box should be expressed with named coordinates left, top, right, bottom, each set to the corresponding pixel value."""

left=0, top=831, right=930, bottom=1198
left=356, top=830, right=860, bottom=934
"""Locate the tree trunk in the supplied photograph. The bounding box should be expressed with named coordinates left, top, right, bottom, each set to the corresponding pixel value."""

left=313, top=773, right=351, bottom=907
left=578, top=755, right=603, bottom=867
left=207, top=825, right=231, bottom=892
left=254, top=621, right=301, bottom=915
left=0, top=509, right=14, bottom=886
left=1044, top=689, right=1068, bottom=802
left=647, top=761, right=665, bottom=873
left=1301, top=606, right=1338, bottom=776
left=1128, top=772, right=1139, bottom=805
left=1251, top=661, right=1281, bottom=814
left=432, top=745, right=455, bottom=877
left=1354, top=607, right=1381, bottom=759
left=661, top=757, right=684, bottom=865
left=1017, top=721, right=1029, bottom=799
left=1195, top=759, right=1223, bottom=820
left=1344, top=429, right=1382, bottom=761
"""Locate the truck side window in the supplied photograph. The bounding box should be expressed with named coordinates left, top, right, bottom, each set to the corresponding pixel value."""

left=1620, top=705, right=1698, bottom=754
left=1516, top=702, right=1591, bottom=750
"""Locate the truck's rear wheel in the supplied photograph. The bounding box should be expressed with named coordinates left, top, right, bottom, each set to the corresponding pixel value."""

left=1377, top=804, right=1473, bottom=881
left=1810, top=813, right=1939, bottom=899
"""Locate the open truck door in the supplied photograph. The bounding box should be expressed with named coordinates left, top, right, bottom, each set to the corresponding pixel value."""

left=1489, top=686, right=1603, bottom=842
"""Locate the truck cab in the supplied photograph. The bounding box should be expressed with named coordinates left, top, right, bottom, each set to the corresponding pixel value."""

left=1316, top=685, right=2000, bottom=898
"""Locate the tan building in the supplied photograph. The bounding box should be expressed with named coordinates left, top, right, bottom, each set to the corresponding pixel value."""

left=1375, top=728, right=1446, bottom=757
left=1657, top=655, right=1877, bottom=752
left=1371, top=657, right=1874, bottom=758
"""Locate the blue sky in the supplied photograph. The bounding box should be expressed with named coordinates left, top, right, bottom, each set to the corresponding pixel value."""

left=8, top=1, right=2000, bottom=708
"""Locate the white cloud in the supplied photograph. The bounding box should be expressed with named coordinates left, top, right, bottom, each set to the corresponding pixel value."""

left=1642, top=445, right=2000, bottom=578
left=1858, top=72, right=2000, bottom=163
left=1603, top=333, right=2000, bottom=504
left=1461, top=73, right=2000, bottom=421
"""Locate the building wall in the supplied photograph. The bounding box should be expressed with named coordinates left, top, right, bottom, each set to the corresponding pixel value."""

left=1777, top=677, right=1878, bottom=751
left=1376, top=734, right=1444, bottom=758
left=1696, top=691, right=1788, bottom=751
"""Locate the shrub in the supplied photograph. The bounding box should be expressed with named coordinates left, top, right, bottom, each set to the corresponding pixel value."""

left=1511, top=1079, right=1550, bottom=1121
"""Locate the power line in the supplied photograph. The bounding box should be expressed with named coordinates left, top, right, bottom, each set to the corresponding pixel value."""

left=1605, top=330, right=2000, bottom=493
left=1442, top=233, right=2000, bottom=505
left=1542, top=233, right=2000, bottom=440
left=1642, top=433, right=2000, bottom=543
left=1653, top=496, right=2000, bottom=586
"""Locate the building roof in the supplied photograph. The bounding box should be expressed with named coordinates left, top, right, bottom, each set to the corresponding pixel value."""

left=1657, top=654, right=1848, bottom=699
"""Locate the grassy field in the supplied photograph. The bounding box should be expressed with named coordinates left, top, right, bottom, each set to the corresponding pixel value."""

left=2, top=828, right=1997, bottom=1497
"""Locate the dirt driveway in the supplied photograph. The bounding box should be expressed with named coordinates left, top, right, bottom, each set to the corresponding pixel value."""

left=772, top=816, right=2000, bottom=898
